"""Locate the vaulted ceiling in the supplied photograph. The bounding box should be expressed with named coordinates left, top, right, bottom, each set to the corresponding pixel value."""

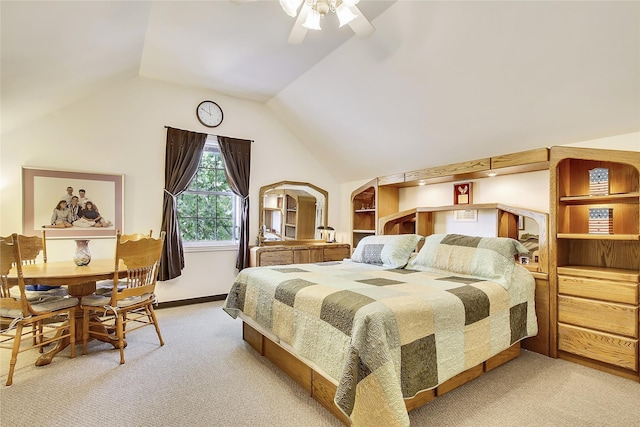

left=2, top=1, right=639, bottom=182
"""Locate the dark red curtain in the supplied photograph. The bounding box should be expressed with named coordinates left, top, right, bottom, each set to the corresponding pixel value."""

left=159, top=127, right=207, bottom=281
left=218, top=136, right=251, bottom=270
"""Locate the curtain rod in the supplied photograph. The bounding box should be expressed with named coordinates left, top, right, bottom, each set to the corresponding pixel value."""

left=164, top=126, right=253, bottom=142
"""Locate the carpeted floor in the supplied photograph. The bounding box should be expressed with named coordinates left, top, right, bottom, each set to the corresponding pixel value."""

left=1, top=301, right=639, bottom=427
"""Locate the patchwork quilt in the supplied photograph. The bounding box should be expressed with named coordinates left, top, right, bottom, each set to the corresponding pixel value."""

left=223, top=260, right=537, bottom=427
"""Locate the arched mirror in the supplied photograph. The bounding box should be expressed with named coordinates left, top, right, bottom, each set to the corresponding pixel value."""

left=259, top=181, right=328, bottom=244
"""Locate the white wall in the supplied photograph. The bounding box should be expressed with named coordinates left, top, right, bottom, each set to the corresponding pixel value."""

left=0, top=76, right=340, bottom=303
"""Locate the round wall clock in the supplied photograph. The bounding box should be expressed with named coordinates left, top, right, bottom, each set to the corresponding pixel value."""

left=196, top=100, right=223, bottom=128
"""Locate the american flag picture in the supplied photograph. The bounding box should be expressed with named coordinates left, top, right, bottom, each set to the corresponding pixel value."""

left=589, top=168, right=609, bottom=196
left=589, top=208, right=613, bottom=234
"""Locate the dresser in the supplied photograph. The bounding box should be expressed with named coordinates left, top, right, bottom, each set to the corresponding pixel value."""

left=250, top=242, right=351, bottom=267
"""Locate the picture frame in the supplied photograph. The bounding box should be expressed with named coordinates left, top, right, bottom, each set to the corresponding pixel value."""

left=518, top=215, right=525, bottom=230
left=453, top=209, right=478, bottom=222
left=453, top=182, right=472, bottom=205
left=22, top=167, right=124, bottom=239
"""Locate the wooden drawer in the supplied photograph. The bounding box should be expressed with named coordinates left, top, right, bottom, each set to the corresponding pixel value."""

left=324, top=246, right=350, bottom=262
left=558, top=323, right=638, bottom=372
left=309, top=247, right=324, bottom=263
left=251, top=243, right=351, bottom=267
left=259, top=250, right=293, bottom=266
left=293, top=249, right=310, bottom=264
left=558, top=295, right=638, bottom=338
left=558, top=275, right=638, bottom=305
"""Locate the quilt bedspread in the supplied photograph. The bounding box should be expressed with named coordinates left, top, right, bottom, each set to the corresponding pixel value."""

left=223, top=261, right=537, bottom=427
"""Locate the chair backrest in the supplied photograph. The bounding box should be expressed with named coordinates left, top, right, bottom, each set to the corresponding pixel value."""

left=0, top=234, right=30, bottom=316
left=119, top=229, right=153, bottom=243
left=111, top=230, right=165, bottom=303
left=0, top=231, right=47, bottom=265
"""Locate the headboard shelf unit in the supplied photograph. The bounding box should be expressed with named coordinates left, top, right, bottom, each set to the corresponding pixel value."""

left=378, top=148, right=550, bottom=188
left=379, top=203, right=549, bottom=275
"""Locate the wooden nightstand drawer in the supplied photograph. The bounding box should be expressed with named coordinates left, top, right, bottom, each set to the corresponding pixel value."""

left=558, top=323, right=638, bottom=372
left=558, top=275, right=638, bottom=305
left=558, top=295, right=638, bottom=338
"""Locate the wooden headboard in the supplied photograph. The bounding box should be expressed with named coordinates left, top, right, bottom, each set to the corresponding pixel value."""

left=379, top=203, right=549, bottom=279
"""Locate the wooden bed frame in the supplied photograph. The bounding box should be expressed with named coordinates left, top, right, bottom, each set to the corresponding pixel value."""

left=242, top=321, right=521, bottom=425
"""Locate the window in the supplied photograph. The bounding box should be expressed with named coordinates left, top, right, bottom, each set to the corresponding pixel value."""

left=177, top=137, right=239, bottom=245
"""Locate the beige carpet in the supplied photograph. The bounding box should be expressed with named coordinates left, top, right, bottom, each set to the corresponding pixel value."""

left=1, top=301, right=639, bottom=427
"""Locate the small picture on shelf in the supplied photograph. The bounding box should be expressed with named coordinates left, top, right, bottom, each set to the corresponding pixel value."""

left=588, top=208, right=613, bottom=234
left=453, top=209, right=478, bottom=222
left=518, top=215, right=524, bottom=230
left=588, top=167, right=609, bottom=196
left=453, top=182, right=472, bottom=205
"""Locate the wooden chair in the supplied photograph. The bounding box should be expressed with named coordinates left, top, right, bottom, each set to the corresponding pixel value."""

left=2, top=231, right=67, bottom=298
left=1, top=232, right=67, bottom=349
left=81, top=230, right=166, bottom=364
left=120, top=230, right=153, bottom=242
left=95, top=229, right=153, bottom=293
left=4, top=229, right=47, bottom=263
left=0, top=234, right=78, bottom=386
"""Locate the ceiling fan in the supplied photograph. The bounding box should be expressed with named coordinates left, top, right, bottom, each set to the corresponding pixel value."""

left=234, top=0, right=375, bottom=44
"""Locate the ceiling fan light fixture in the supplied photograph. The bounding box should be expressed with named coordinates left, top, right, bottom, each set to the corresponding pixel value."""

left=279, top=0, right=303, bottom=17
left=336, top=3, right=357, bottom=27
left=314, top=0, right=330, bottom=16
left=302, top=11, right=322, bottom=30
left=282, top=0, right=374, bottom=43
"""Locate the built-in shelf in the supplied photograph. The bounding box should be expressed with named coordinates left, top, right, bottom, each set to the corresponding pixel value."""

left=557, top=265, right=640, bottom=282
left=559, top=192, right=640, bottom=204
left=557, top=233, right=640, bottom=241
left=550, top=146, right=640, bottom=379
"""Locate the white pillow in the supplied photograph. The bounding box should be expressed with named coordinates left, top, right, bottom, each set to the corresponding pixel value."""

left=351, top=234, right=424, bottom=268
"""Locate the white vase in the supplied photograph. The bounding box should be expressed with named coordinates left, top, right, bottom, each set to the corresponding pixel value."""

left=73, top=239, right=91, bottom=266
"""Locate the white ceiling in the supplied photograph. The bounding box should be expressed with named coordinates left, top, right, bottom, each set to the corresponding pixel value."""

left=2, top=1, right=639, bottom=183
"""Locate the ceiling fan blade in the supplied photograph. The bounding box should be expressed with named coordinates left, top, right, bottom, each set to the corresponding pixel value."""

left=347, top=5, right=375, bottom=38
left=288, top=4, right=310, bottom=44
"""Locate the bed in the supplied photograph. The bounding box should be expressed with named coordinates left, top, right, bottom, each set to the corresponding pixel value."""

left=223, top=234, right=537, bottom=426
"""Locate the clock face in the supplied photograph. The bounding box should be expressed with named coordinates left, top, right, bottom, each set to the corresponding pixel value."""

left=196, top=101, right=223, bottom=128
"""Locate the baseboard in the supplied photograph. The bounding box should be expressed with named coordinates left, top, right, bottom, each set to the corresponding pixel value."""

left=156, top=294, right=227, bottom=309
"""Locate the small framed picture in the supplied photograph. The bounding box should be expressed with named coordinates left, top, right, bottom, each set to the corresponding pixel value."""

left=518, top=215, right=525, bottom=230
left=453, top=182, right=472, bottom=205
left=519, top=255, right=529, bottom=265
left=453, top=209, right=478, bottom=222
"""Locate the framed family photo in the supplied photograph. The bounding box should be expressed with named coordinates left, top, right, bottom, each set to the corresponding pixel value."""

left=22, top=167, right=124, bottom=239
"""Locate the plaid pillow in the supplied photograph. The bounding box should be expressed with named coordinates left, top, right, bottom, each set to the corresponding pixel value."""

left=407, top=234, right=529, bottom=286
left=351, top=234, right=423, bottom=268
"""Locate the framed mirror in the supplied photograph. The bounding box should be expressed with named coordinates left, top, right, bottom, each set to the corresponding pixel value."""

left=259, top=181, right=328, bottom=244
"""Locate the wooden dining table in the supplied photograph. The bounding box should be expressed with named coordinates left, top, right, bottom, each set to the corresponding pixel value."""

left=8, top=259, right=127, bottom=366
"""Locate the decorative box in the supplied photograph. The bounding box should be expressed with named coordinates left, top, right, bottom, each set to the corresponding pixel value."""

left=589, top=168, right=609, bottom=196
left=588, top=208, right=613, bottom=234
